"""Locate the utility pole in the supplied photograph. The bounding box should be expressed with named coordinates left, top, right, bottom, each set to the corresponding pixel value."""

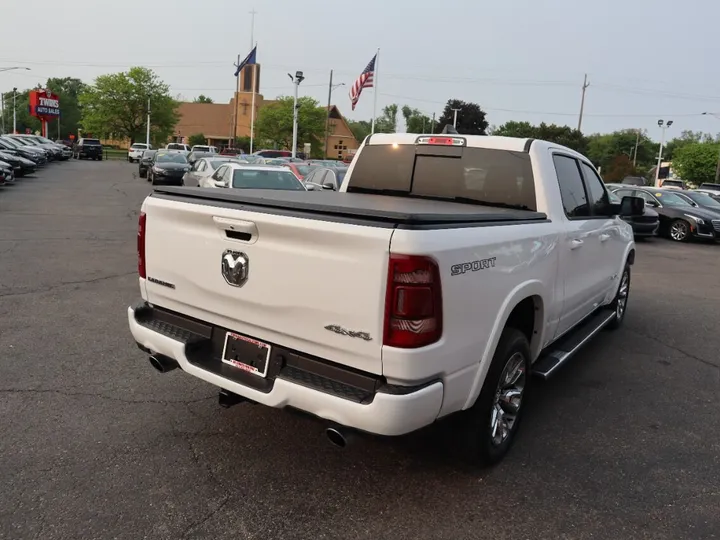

left=289, top=71, right=304, bottom=159
left=146, top=98, right=151, bottom=147
left=451, top=108, right=461, bottom=128
left=431, top=112, right=435, bottom=133
left=324, top=70, right=333, bottom=158
left=1, top=91, right=4, bottom=134
left=323, top=71, right=345, bottom=158
left=632, top=129, right=640, bottom=167
left=577, top=74, right=589, bottom=132
left=12, top=87, right=17, bottom=134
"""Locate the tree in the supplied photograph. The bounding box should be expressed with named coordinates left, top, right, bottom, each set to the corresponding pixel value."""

left=47, top=77, right=85, bottom=139
left=493, top=121, right=588, bottom=155
left=402, top=106, right=432, bottom=133
left=79, top=67, right=180, bottom=145
left=491, top=121, right=536, bottom=138
left=188, top=133, right=206, bottom=147
left=375, top=104, right=398, bottom=133
left=193, top=95, right=214, bottom=103
left=586, top=129, right=657, bottom=175
left=1, top=88, right=40, bottom=135
left=663, top=130, right=716, bottom=161
left=255, top=96, right=326, bottom=152
left=435, top=99, right=488, bottom=135
left=346, top=120, right=372, bottom=143
left=672, top=142, right=720, bottom=185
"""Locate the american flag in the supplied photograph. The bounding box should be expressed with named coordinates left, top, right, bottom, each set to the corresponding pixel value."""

left=349, top=54, right=377, bottom=111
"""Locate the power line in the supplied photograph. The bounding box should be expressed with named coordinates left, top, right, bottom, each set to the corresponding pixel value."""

left=378, top=92, right=707, bottom=118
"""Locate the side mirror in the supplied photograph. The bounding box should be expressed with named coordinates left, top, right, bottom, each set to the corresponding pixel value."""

left=322, top=182, right=336, bottom=191
left=644, top=199, right=659, bottom=208
left=619, top=196, right=645, bottom=217
left=212, top=179, right=227, bottom=188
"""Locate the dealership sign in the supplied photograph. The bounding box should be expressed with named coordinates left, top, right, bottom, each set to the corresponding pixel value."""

left=29, top=89, right=60, bottom=119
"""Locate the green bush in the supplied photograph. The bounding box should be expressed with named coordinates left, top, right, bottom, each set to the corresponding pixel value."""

left=188, top=133, right=206, bottom=147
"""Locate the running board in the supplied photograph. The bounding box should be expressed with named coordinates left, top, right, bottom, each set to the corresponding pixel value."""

left=532, top=309, right=616, bottom=379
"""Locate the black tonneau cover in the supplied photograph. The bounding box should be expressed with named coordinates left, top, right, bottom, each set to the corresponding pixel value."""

left=151, top=186, right=548, bottom=227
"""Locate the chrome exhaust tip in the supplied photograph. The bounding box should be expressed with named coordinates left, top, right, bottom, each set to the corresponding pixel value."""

left=326, top=426, right=353, bottom=448
left=148, top=354, right=178, bottom=374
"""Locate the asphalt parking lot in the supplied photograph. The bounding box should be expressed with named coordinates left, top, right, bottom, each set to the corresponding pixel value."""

left=0, top=160, right=718, bottom=540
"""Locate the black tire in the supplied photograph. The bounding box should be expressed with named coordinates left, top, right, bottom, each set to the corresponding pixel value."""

left=668, top=219, right=690, bottom=242
left=127, top=156, right=132, bottom=163
left=462, top=327, right=531, bottom=467
left=139, top=170, right=146, bottom=179
left=606, top=264, right=631, bottom=330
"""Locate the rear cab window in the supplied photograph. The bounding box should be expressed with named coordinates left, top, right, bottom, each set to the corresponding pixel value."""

left=82, top=139, right=101, bottom=146
left=348, top=139, right=537, bottom=211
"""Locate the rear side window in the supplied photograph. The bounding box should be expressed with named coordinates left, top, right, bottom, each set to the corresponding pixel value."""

left=552, top=155, right=589, bottom=218
left=348, top=144, right=537, bottom=210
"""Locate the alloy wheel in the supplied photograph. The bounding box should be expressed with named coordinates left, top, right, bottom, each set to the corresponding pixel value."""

left=670, top=221, right=688, bottom=241
left=616, top=270, right=629, bottom=320
left=490, top=352, right=526, bottom=447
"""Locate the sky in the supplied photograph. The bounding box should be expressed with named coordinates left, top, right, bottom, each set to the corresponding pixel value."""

left=2, top=0, right=719, bottom=140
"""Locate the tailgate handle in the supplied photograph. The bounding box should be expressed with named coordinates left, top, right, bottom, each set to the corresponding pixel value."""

left=213, top=216, right=258, bottom=243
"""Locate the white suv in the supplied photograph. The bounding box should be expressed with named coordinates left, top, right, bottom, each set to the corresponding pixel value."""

left=128, top=143, right=151, bottom=163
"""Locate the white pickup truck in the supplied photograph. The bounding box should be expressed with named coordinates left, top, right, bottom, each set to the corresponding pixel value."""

left=128, top=132, right=643, bottom=466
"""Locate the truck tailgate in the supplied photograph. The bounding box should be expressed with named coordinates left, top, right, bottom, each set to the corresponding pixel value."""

left=142, top=195, right=392, bottom=375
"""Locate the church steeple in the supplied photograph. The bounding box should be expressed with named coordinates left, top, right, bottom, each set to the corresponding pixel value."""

left=239, top=64, right=260, bottom=94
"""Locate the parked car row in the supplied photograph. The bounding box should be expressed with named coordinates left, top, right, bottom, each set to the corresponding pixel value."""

left=0, top=133, right=72, bottom=184
left=0, top=133, right=73, bottom=185
left=606, top=184, right=720, bottom=242
left=134, top=147, right=349, bottom=193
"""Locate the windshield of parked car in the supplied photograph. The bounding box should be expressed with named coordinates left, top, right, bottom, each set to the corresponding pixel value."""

left=208, top=158, right=240, bottom=170
left=294, top=164, right=319, bottom=176
left=11, top=137, right=38, bottom=146
left=650, top=191, right=691, bottom=206
left=685, top=192, right=720, bottom=208
left=1, top=137, right=23, bottom=148
left=156, top=153, right=188, bottom=164
left=232, top=169, right=305, bottom=190
left=349, top=143, right=537, bottom=210
left=82, top=139, right=102, bottom=145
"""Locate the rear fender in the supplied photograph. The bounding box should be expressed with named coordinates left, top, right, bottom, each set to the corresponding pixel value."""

left=462, top=280, right=548, bottom=410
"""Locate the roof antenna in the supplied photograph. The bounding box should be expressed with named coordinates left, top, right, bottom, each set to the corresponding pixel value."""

left=441, top=124, right=458, bottom=134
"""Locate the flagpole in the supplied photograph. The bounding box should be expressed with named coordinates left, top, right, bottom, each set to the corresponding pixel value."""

left=370, top=48, right=380, bottom=134
left=250, top=45, right=257, bottom=154
left=232, top=53, right=240, bottom=147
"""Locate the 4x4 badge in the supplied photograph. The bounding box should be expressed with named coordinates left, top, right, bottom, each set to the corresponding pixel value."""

left=324, top=324, right=372, bottom=341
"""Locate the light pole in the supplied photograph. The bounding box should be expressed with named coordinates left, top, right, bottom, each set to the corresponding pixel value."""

left=146, top=98, right=151, bottom=147
left=701, top=112, right=720, bottom=183
left=12, top=87, right=17, bottom=134
left=451, top=108, right=461, bottom=128
left=0, top=67, right=30, bottom=134
left=288, top=70, right=304, bottom=159
left=655, top=119, right=673, bottom=187
left=324, top=70, right=345, bottom=158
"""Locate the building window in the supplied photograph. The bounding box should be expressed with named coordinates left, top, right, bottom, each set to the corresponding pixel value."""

left=339, top=140, right=343, bottom=145
left=334, top=145, right=338, bottom=150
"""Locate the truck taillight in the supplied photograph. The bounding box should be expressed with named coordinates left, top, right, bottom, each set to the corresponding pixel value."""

left=384, top=254, right=442, bottom=348
left=138, top=212, right=147, bottom=278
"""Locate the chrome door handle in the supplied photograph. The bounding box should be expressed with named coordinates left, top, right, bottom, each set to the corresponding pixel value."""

left=599, top=233, right=610, bottom=242
left=570, top=239, right=584, bottom=250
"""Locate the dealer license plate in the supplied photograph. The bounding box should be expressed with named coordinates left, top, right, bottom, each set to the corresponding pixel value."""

left=220, top=332, right=271, bottom=377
